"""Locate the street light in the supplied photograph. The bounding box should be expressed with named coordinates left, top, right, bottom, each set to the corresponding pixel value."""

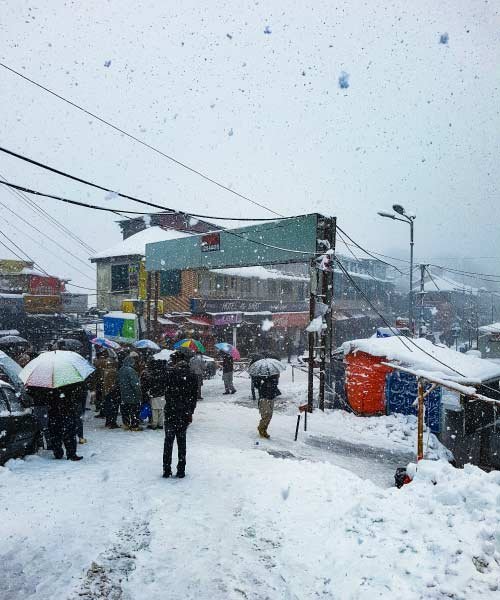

left=378, top=204, right=416, bottom=333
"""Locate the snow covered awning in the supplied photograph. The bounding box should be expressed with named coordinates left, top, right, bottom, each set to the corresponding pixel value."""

left=341, top=336, right=500, bottom=384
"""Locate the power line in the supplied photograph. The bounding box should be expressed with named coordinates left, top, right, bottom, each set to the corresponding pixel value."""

left=0, top=192, right=96, bottom=274
left=0, top=227, right=50, bottom=275
left=336, top=226, right=405, bottom=274
left=0, top=62, right=284, bottom=219
left=0, top=145, right=289, bottom=223
left=0, top=172, right=96, bottom=254
left=0, top=179, right=321, bottom=257
left=0, top=211, right=95, bottom=283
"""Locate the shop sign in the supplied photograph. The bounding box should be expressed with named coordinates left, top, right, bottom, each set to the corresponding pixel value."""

left=211, top=313, right=243, bottom=326
left=191, top=298, right=308, bottom=315
left=272, top=312, right=309, bottom=328
left=201, top=232, right=220, bottom=253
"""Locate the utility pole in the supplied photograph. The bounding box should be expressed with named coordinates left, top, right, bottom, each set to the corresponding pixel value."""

left=146, top=271, right=152, bottom=338
left=307, top=258, right=316, bottom=418
left=418, top=264, right=429, bottom=338
left=318, top=217, right=336, bottom=411
left=153, top=271, right=160, bottom=341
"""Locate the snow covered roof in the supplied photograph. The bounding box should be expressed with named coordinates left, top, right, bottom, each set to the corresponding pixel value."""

left=91, top=227, right=192, bottom=260
left=415, top=272, right=478, bottom=294
left=479, top=322, right=500, bottom=334
left=342, top=336, right=500, bottom=383
left=210, top=266, right=309, bottom=282
left=104, top=311, right=137, bottom=320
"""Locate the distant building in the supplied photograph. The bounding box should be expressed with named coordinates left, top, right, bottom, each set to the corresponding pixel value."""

left=90, top=213, right=397, bottom=354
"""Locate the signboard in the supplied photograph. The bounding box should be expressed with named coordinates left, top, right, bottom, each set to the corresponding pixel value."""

left=103, top=313, right=138, bottom=342
left=61, top=293, right=88, bottom=314
left=210, top=312, right=243, bottom=326
left=146, top=213, right=321, bottom=271
left=271, top=312, right=309, bottom=328
left=191, top=297, right=309, bottom=314
left=24, top=295, right=62, bottom=314
left=201, top=232, right=220, bottom=253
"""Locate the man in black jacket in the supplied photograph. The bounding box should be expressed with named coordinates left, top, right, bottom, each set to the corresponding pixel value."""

left=163, top=352, right=198, bottom=479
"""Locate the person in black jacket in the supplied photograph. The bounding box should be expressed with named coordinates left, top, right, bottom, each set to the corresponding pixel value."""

left=255, top=375, right=281, bottom=439
left=163, top=352, right=198, bottom=479
left=29, top=383, right=85, bottom=461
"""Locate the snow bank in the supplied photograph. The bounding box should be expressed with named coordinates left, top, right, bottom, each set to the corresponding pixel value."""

left=342, top=336, right=500, bottom=383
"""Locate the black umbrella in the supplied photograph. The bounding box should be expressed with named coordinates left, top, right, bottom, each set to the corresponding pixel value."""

left=56, top=338, right=84, bottom=353
left=0, top=335, right=29, bottom=348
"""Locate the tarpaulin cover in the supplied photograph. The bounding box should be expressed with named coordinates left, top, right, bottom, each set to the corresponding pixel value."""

left=385, top=370, right=441, bottom=433
left=344, top=351, right=392, bottom=414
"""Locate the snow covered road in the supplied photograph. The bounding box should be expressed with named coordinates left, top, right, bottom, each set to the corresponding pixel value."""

left=1, top=371, right=499, bottom=599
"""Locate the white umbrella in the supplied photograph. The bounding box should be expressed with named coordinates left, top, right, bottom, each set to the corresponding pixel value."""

left=133, top=339, right=161, bottom=351
left=248, top=358, right=286, bottom=377
left=20, top=350, right=95, bottom=389
left=153, top=349, right=174, bottom=361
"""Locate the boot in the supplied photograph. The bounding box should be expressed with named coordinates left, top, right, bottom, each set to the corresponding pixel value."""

left=68, top=455, right=84, bottom=461
left=78, top=437, right=87, bottom=444
left=176, top=470, right=185, bottom=479
left=163, top=469, right=172, bottom=478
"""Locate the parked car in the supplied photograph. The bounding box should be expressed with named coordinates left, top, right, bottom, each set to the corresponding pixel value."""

left=0, top=381, right=39, bottom=465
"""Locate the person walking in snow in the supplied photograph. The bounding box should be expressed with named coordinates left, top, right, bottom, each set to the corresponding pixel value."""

left=118, top=352, right=143, bottom=431
left=221, top=352, right=236, bottom=395
left=256, top=375, right=281, bottom=439
left=189, top=350, right=205, bottom=400
left=162, top=352, right=198, bottom=479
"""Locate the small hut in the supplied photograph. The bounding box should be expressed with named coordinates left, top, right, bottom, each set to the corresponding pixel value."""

left=341, top=336, right=500, bottom=467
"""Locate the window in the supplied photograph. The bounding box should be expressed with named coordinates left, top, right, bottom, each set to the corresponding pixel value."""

left=111, top=264, right=131, bottom=292
left=160, top=270, right=182, bottom=296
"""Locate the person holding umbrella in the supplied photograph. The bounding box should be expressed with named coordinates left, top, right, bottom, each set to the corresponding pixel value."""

left=215, top=343, right=240, bottom=396
left=20, top=350, right=95, bottom=461
left=248, top=358, right=285, bottom=439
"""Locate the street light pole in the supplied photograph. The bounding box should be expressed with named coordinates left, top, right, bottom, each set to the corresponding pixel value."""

left=409, top=216, right=415, bottom=333
left=378, top=205, right=416, bottom=334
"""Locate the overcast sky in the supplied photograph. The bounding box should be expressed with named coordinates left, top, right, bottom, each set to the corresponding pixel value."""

left=1, top=0, right=499, bottom=296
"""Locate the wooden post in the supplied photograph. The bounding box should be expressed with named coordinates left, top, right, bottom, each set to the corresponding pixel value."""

left=153, top=271, right=160, bottom=341
left=417, top=378, right=424, bottom=461
left=146, top=271, right=152, bottom=338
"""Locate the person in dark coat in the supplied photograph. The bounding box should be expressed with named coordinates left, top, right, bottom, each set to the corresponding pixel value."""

left=30, top=383, right=84, bottom=461
left=255, top=375, right=281, bottom=439
left=118, top=353, right=143, bottom=431
left=162, top=352, right=198, bottom=479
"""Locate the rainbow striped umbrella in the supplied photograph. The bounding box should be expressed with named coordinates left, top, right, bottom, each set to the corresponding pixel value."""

left=173, top=338, right=206, bottom=353
left=20, top=351, right=95, bottom=389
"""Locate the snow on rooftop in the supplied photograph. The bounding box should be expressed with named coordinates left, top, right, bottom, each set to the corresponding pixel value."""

left=415, top=271, right=478, bottom=294
left=479, top=322, right=500, bottom=335
left=210, top=266, right=309, bottom=281
left=342, top=336, right=500, bottom=383
left=91, top=227, right=191, bottom=260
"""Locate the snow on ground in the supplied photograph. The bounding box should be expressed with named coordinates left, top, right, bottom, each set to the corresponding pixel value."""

left=0, top=367, right=499, bottom=599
